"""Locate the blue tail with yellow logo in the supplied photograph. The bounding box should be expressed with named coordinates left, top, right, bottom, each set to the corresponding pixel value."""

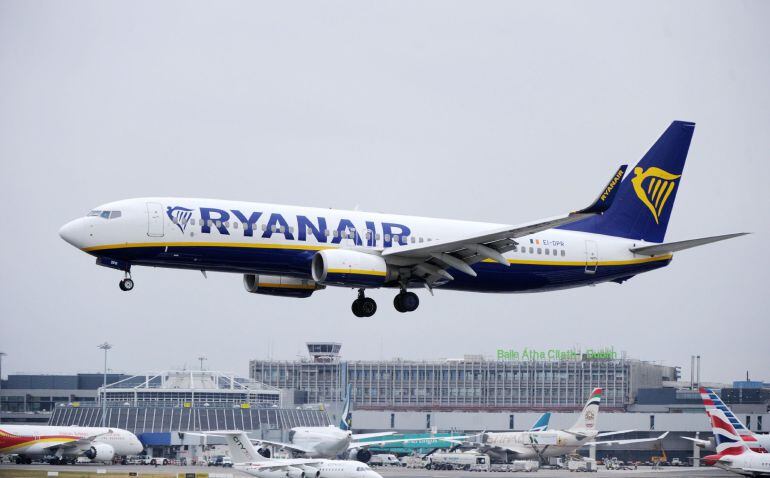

left=560, top=121, right=695, bottom=243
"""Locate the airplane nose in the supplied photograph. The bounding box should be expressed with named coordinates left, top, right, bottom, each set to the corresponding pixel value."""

left=59, top=218, right=85, bottom=249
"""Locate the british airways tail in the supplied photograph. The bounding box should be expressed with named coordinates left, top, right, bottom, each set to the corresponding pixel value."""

left=561, top=121, right=695, bottom=243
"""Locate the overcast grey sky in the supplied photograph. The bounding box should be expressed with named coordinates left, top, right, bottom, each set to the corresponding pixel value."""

left=1, top=1, right=767, bottom=384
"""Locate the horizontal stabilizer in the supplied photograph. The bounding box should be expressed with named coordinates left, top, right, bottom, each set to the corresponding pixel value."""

left=630, top=233, right=749, bottom=256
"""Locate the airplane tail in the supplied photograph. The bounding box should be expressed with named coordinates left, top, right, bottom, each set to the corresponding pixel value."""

left=569, top=388, right=602, bottom=433
left=218, top=431, right=264, bottom=464
left=701, top=388, right=767, bottom=453
left=339, top=383, right=352, bottom=431
left=560, top=121, right=695, bottom=243
left=529, top=412, right=551, bottom=432
left=709, top=409, right=749, bottom=456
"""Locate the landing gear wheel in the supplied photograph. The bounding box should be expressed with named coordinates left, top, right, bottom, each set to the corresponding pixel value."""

left=352, top=290, right=377, bottom=317
left=119, top=278, right=134, bottom=291
left=394, top=291, right=419, bottom=312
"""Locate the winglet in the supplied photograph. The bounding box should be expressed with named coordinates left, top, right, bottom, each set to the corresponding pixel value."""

left=574, top=165, right=628, bottom=215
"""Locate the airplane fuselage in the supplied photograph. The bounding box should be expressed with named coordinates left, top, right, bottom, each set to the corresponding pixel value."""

left=0, top=425, right=143, bottom=458
left=59, top=197, right=672, bottom=293
left=482, top=430, right=595, bottom=460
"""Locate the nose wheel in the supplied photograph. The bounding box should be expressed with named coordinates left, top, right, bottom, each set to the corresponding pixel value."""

left=119, top=272, right=134, bottom=291
left=352, top=289, right=377, bottom=317
left=394, top=291, right=419, bottom=313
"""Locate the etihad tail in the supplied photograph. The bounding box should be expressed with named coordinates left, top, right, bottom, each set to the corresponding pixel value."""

left=339, top=383, right=353, bottom=431
left=560, top=121, right=695, bottom=243
left=529, top=412, right=551, bottom=432
left=570, top=388, right=602, bottom=432
left=701, top=388, right=768, bottom=453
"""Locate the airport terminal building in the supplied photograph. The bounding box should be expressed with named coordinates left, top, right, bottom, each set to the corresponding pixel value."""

left=249, top=343, right=680, bottom=411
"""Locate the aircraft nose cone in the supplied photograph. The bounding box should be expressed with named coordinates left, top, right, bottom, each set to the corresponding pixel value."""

left=59, top=218, right=85, bottom=249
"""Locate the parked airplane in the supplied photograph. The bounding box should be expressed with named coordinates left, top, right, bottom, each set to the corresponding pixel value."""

left=0, top=425, right=143, bottom=464
left=251, top=385, right=461, bottom=462
left=683, top=387, right=770, bottom=453
left=457, top=388, right=668, bottom=462
left=214, top=430, right=382, bottom=478
left=703, top=409, right=770, bottom=476
left=59, top=121, right=747, bottom=316
left=355, top=412, right=552, bottom=456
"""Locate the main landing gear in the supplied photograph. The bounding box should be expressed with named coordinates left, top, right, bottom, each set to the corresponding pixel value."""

left=352, top=289, right=377, bottom=318
left=393, top=290, right=419, bottom=313
left=119, top=271, right=134, bottom=291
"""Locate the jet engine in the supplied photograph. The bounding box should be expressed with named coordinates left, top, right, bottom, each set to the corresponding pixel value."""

left=296, top=465, right=320, bottom=478
left=285, top=467, right=305, bottom=478
left=312, top=249, right=397, bottom=287
left=348, top=448, right=372, bottom=463
left=84, top=443, right=115, bottom=462
left=243, top=274, right=323, bottom=298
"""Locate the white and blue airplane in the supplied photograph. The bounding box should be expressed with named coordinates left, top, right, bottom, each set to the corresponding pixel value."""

left=59, top=121, right=746, bottom=316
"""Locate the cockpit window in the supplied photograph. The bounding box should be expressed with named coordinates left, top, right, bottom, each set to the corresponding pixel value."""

left=87, top=210, right=122, bottom=219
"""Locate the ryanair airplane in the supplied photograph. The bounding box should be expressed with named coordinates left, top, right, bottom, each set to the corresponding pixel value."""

left=60, top=121, right=746, bottom=316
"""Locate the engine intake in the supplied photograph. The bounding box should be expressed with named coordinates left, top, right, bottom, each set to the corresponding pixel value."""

left=243, top=274, right=322, bottom=298
left=84, top=443, right=115, bottom=462
left=312, top=249, right=396, bottom=287
left=349, top=448, right=372, bottom=463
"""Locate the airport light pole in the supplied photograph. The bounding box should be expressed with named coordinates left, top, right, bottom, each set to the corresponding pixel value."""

left=197, top=356, right=207, bottom=371
left=97, top=343, right=112, bottom=427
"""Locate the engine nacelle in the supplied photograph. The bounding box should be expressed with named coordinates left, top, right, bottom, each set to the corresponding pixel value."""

left=312, top=249, right=397, bottom=287
left=296, top=465, right=320, bottom=478
left=84, top=443, right=115, bottom=462
left=286, top=467, right=305, bottom=478
left=348, top=448, right=372, bottom=463
left=243, top=274, right=322, bottom=298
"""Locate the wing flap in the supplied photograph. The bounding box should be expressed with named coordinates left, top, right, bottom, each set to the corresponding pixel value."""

left=586, top=432, right=668, bottom=447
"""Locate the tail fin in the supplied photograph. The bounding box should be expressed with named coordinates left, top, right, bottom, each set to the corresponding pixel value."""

left=701, top=388, right=767, bottom=453
left=339, top=383, right=352, bottom=431
left=560, top=121, right=695, bottom=243
left=219, top=431, right=264, bottom=464
left=529, top=412, right=551, bottom=432
left=570, top=388, right=602, bottom=432
left=709, top=409, right=749, bottom=456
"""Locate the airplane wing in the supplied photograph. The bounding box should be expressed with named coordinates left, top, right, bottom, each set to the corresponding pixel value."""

left=250, top=439, right=315, bottom=455
left=681, top=436, right=710, bottom=448
left=630, top=233, right=749, bottom=256
left=350, top=434, right=473, bottom=450
left=351, top=432, right=396, bottom=440
left=595, top=429, right=636, bottom=438
left=44, top=431, right=114, bottom=451
left=381, top=166, right=627, bottom=285
left=585, top=432, right=669, bottom=447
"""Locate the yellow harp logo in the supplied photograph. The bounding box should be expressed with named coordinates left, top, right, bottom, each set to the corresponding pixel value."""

left=631, top=166, right=681, bottom=224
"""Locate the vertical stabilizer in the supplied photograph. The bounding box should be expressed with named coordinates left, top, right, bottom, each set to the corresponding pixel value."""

left=339, top=383, right=353, bottom=431
left=570, top=388, right=602, bottom=432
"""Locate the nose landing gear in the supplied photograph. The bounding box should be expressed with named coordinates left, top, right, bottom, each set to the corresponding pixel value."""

left=394, top=290, right=419, bottom=313
left=352, top=289, right=377, bottom=317
left=119, top=271, right=134, bottom=291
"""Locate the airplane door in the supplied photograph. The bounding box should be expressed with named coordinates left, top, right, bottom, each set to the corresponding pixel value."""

left=146, top=202, right=165, bottom=237
left=584, top=240, right=598, bottom=274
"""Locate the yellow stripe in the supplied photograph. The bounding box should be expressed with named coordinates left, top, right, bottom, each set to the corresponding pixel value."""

left=83, top=241, right=333, bottom=253
left=481, top=254, right=672, bottom=267
left=328, top=268, right=387, bottom=277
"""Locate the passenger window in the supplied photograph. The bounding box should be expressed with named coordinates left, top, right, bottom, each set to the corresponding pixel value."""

left=271, top=225, right=277, bottom=232
left=529, top=247, right=534, bottom=253
left=224, top=221, right=230, bottom=228
left=393, top=235, right=400, bottom=244
left=419, top=237, right=424, bottom=243
left=561, top=250, right=565, bottom=257
left=262, top=224, right=267, bottom=231
left=233, top=222, right=239, bottom=229
left=384, top=234, right=391, bottom=242
left=289, top=226, right=294, bottom=234
left=427, top=238, right=432, bottom=242
left=215, top=220, right=222, bottom=228
left=333, top=230, right=339, bottom=238
left=376, top=233, right=381, bottom=240
left=545, top=249, right=550, bottom=255
left=537, top=248, right=542, bottom=254
left=190, top=218, right=196, bottom=226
